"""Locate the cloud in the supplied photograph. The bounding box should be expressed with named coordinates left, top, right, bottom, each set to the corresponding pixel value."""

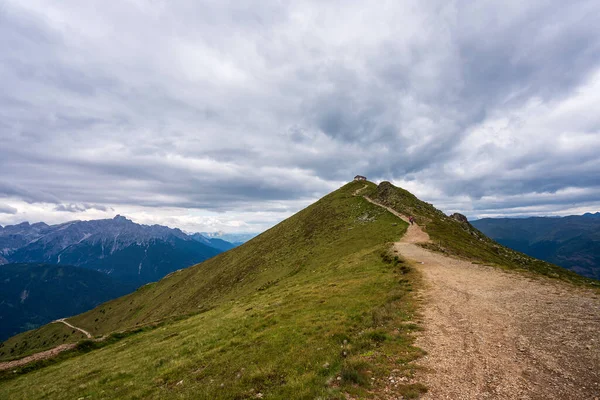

left=0, top=182, right=61, bottom=204
left=54, top=203, right=112, bottom=213
left=0, top=204, right=18, bottom=215
left=0, top=0, right=599, bottom=231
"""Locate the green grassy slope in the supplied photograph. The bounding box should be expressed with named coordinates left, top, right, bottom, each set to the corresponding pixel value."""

left=0, top=323, right=87, bottom=362
left=67, top=181, right=396, bottom=336
left=366, top=181, right=597, bottom=285
left=0, top=181, right=426, bottom=399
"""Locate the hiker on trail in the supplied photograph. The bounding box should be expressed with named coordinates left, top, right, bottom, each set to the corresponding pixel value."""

left=409, top=216, right=414, bottom=225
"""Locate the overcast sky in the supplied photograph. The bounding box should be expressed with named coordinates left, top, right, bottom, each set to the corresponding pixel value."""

left=1, top=0, right=599, bottom=233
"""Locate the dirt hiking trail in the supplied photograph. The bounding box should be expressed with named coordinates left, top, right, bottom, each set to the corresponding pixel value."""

left=0, top=344, right=76, bottom=372
left=55, top=318, right=92, bottom=339
left=363, top=196, right=428, bottom=244
left=0, top=319, right=92, bottom=371
left=365, top=196, right=600, bottom=400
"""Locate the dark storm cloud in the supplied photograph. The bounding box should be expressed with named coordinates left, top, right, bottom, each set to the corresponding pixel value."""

left=0, top=0, right=599, bottom=230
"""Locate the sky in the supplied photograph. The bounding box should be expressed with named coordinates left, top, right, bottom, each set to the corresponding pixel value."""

left=1, top=0, right=600, bottom=233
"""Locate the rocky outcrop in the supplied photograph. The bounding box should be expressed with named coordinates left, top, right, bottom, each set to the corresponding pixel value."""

left=450, top=213, right=469, bottom=224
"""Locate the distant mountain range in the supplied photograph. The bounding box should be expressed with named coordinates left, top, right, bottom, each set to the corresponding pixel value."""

left=472, top=212, right=600, bottom=279
left=0, top=216, right=226, bottom=286
left=189, top=233, right=238, bottom=252
left=0, top=216, right=248, bottom=339
left=199, top=231, right=258, bottom=245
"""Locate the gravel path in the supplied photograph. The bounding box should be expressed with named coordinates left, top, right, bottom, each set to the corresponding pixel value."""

left=55, top=318, right=92, bottom=339
left=366, top=196, right=600, bottom=399
left=360, top=198, right=600, bottom=400
left=402, top=242, right=600, bottom=399
left=363, top=196, right=429, bottom=244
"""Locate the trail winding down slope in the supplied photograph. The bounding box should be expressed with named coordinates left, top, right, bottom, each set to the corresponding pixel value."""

left=0, top=319, right=92, bottom=372
left=54, top=319, right=92, bottom=339
left=365, top=195, right=600, bottom=400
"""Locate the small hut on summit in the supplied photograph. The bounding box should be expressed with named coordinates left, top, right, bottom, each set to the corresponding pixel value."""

left=354, top=175, right=367, bottom=181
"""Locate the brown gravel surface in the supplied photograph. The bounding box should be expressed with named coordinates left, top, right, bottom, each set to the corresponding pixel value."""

left=366, top=195, right=600, bottom=399
left=396, top=229, right=599, bottom=398
left=403, top=242, right=600, bottom=400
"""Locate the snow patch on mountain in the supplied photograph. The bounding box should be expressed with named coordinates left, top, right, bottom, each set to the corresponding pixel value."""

left=78, top=233, right=92, bottom=243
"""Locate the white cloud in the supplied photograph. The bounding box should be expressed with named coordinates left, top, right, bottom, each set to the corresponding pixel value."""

left=0, top=0, right=599, bottom=230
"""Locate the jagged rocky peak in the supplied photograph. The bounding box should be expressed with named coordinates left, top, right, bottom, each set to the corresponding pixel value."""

left=113, top=215, right=131, bottom=223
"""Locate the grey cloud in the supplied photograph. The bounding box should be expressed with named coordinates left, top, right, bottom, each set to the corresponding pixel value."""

left=0, top=182, right=61, bottom=204
left=0, top=204, right=17, bottom=214
left=0, top=0, right=599, bottom=229
left=457, top=1, right=600, bottom=104
left=54, top=203, right=112, bottom=213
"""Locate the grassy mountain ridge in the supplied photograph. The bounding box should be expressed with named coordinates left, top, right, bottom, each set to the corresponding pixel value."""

left=365, top=182, right=596, bottom=285
left=1, top=180, right=427, bottom=399
left=66, top=180, right=403, bottom=336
